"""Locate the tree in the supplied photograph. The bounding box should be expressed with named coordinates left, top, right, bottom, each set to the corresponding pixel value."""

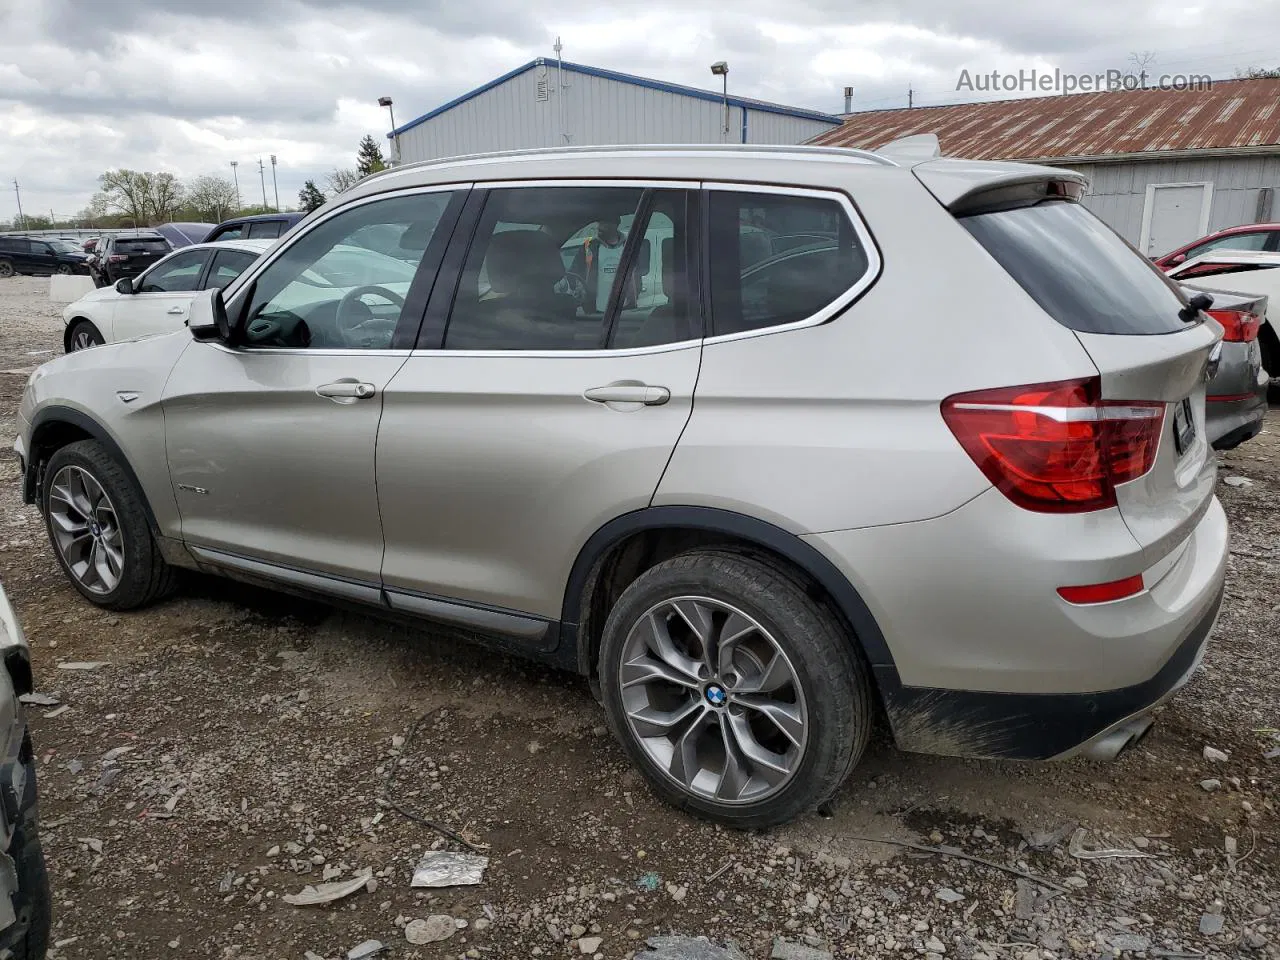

left=356, top=134, right=386, bottom=176
left=147, top=172, right=184, bottom=222
left=185, top=175, right=239, bottom=222
left=98, top=169, right=151, bottom=224
left=1238, top=65, right=1280, bottom=78
left=298, top=179, right=327, bottom=213
left=326, top=168, right=361, bottom=195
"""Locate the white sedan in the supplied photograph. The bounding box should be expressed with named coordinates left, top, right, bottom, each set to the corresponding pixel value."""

left=62, top=239, right=273, bottom=352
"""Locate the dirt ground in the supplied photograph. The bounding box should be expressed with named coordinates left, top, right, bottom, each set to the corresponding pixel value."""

left=0, top=275, right=1275, bottom=960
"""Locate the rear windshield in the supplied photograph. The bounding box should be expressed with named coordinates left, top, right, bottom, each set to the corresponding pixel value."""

left=961, top=201, right=1192, bottom=335
left=115, top=238, right=170, bottom=255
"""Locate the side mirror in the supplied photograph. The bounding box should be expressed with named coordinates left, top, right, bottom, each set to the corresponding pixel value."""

left=187, top=288, right=231, bottom=342
left=114, top=277, right=134, bottom=295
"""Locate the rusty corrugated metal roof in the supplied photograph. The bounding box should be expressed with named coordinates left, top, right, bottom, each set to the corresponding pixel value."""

left=811, top=78, right=1280, bottom=161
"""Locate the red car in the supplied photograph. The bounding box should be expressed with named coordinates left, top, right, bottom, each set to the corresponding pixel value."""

left=1154, top=223, right=1280, bottom=271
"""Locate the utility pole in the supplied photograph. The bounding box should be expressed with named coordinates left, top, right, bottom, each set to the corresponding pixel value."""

left=230, top=161, right=241, bottom=211
left=257, top=158, right=268, bottom=210
left=270, top=155, right=280, bottom=212
left=908, top=86, right=914, bottom=109
left=378, top=97, right=399, bottom=165
left=12, top=179, right=24, bottom=230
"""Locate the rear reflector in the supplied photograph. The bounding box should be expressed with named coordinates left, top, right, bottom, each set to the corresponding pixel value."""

left=941, top=377, right=1165, bottom=513
left=1207, top=309, right=1261, bottom=343
left=1207, top=392, right=1255, bottom=403
left=1057, top=575, right=1144, bottom=604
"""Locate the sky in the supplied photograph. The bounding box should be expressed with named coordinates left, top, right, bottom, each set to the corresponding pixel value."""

left=2, top=0, right=1279, bottom=223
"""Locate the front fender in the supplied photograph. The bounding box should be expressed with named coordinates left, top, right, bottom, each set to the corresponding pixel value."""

left=21, top=334, right=190, bottom=539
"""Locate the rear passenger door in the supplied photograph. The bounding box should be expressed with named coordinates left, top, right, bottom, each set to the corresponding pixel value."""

left=376, top=182, right=702, bottom=629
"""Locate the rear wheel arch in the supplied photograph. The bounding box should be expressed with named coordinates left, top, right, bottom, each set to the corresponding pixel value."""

left=560, top=506, right=897, bottom=688
left=25, top=408, right=160, bottom=538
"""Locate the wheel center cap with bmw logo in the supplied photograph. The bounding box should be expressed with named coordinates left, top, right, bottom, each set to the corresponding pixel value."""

left=704, top=684, right=727, bottom=706
left=90, top=522, right=101, bottom=538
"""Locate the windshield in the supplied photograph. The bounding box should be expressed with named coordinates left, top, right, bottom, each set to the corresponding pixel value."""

left=961, top=200, right=1192, bottom=335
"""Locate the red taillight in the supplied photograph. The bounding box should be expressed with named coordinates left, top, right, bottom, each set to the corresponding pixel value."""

left=108, top=254, right=127, bottom=263
left=1056, top=574, right=1145, bottom=604
left=941, top=377, right=1165, bottom=513
left=1207, top=309, right=1261, bottom=342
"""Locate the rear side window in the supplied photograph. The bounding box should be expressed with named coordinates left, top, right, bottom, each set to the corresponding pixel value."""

left=206, top=249, right=258, bottom=290
left=961, top=201, right=1190, bottom=335
left=707, top=190, right=871, bottom=336
left=248, top=220, right=284, bottom=239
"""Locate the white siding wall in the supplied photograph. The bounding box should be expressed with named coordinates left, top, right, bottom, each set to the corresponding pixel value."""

left=396, top=65, right=836, bottom=164
left=1062, top=155, right=1280, bottom=245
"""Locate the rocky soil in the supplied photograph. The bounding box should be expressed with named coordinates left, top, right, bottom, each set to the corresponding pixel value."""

left=0, top=275, right=1275, bottom=960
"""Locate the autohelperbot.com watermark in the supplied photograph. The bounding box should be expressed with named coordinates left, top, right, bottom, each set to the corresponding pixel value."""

left=956, top=69, right=1213, bottom=95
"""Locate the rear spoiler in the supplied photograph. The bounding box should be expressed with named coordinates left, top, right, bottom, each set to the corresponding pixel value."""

left=911, top=157, right=1090, bottom=216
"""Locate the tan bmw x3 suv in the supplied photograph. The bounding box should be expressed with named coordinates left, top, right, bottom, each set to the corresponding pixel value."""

left=16, top=143, right=1228, bottom=826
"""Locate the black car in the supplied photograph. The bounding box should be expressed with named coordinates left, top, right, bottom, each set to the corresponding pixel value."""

left=90, top=233, right=173, bottom=288
left=0, top=237, right=92, bottom=278
left=203, top=212, right=305, bottom=243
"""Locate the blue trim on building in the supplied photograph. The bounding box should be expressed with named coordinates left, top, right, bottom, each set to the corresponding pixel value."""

left=389, top=59, right=841, bottom=138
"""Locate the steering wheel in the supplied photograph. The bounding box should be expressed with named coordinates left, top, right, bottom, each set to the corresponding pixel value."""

left=557, top=271, right=587, bottom=304
left=335, top=285, right=405, bottom=348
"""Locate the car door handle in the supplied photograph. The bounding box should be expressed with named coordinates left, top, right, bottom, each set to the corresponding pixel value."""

left=584, top=382, right=671, bottom=405
left=316, top=380, right=377, bottom=402
left=167, top=306, right=186, bottom=315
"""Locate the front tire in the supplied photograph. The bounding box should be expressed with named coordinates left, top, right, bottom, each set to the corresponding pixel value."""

left=55, top=264, right=74, bottom=276
left=42, top=440, right=176, bottom=610
left=599, top=550, right=873, bottom=828
left=66, top=319, right=104, bottom=352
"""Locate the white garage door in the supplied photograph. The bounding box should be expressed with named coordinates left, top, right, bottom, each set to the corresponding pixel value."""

left=1141, top=182, right=1212, bottom=258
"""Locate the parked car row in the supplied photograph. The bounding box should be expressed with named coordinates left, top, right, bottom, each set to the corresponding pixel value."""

left=19, top=142, right=1233, bottom=827
left=0, top=236, right=91, bottom=278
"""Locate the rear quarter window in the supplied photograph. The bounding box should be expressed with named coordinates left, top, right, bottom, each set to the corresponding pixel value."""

left=961, top=201, right=1191, bottom=335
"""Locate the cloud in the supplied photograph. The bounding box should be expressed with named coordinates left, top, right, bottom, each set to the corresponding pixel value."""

left=1, top=0, right=1277, bottom=220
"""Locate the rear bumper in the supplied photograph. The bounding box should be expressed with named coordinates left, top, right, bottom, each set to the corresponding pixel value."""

left=804, top=488, right=1229, bottom=760
left=871, top=582, right=1221, bottom=760
left=1206, top=391, right=1267, bottom=449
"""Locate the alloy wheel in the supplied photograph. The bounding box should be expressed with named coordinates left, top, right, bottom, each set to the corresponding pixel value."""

left=47, top=466, right=125, bottom=595
left=0, top=261, right=13, bottom=278
left=71, top=329, right=100, bottom=351
left=617, top=596, right=808, bottom=804
left=56, top=264, right=74, bottom=275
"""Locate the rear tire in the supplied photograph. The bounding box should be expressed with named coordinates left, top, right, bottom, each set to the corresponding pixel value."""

left=66, top=319, right=104, bottom=352
left=0, top=260, right=13, bottom=279
left=41, top=440, right=177, bottom=610
left=599, top=549, right=873, bottom=828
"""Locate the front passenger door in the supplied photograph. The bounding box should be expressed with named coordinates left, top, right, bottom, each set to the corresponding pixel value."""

left=162, top=188, right=466, bottom=588
left=114, top=249, right=212, bottom=341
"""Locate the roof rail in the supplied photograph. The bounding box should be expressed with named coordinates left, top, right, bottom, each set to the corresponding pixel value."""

left=365, top=143, right=897, bottom=185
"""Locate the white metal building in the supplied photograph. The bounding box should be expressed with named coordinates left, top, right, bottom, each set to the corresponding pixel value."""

left=389, top=59, right=842, bottom=164
left=813, top=78, right=1280, bottom=258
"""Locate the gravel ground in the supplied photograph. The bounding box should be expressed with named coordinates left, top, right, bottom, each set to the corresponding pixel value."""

left=0, top=274, right=1275, bottom=960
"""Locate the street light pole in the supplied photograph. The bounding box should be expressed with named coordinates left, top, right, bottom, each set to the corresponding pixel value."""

left=257, top=157, right=268, bottom=210
left=270, top=155, right=280, bottom=211
left=378, top=97, right=399, bottom=165
left=230, top=161, right=241, bottom=211
left=710, top=62, right=729, bottom=140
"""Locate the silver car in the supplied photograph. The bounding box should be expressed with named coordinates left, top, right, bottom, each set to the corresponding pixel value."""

left=14, top=144, right=1228, bottom=827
